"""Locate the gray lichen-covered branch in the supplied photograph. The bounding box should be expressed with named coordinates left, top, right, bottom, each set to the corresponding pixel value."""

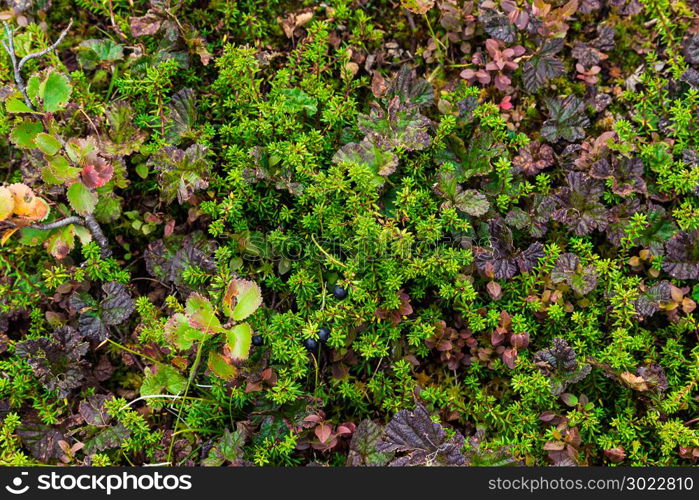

left=4, top=216, right=112, bottom=258
left=1, top=19, right=73, bottom=110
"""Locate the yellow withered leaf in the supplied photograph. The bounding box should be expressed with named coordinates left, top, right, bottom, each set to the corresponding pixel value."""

left=0, top=227, right=20, bottom=246
left=0, top=186, right=14, bottom=220
left=7, top=183, right=36, bottom=216
left=6, top=183, right=49, bottom=221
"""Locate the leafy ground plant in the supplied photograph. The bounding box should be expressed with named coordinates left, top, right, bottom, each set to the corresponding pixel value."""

left=0, top=0, right=697, bottom=468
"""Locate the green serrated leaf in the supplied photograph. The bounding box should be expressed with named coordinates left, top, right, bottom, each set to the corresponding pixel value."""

left=46, top=224, right=76, bottom=259
left=40, top=72, right=72, bottom=112
left=226, top=322, right=252, bottom=362
left=19, top=226, right=51, bottom=247
left=33, top=133, right=62, bottom=155
left=164, top=312, right=207, bottom=350
left=186, top=293, right=222, bottom=333
left=140, top=364, right=187, bottom=396
left=10, top=120, right=43, bottom=148
left=42, top=155, right=81, bottom=185
left=207, top=352, right=237, bottom=381
left=26, top=75, right=40, bottom=103
left=74, top=224, right=92, bottom=245
left=222, top=279, right=263, bottom=321
left=6, top=97, right=35, bottom=113
left=78, top=39, right=124, bottom=70
left=94, top=192, right=122, bottom=223
left=67, top=182, right=97, bottom=215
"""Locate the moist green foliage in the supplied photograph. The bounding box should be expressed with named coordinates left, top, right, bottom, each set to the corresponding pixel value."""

left=0, top=0, right=697, bottom=467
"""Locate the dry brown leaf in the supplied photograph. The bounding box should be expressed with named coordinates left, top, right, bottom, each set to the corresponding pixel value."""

left=620, top=371, right=649, bottom=391
left=278, top=9, right=314, bottom=38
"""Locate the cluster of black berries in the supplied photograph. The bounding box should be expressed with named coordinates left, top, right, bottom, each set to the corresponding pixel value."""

left=252, top=326, right=330, bottom=350
left=303, top=327, right=330, bottom=352
left=303, top=285, right=346, bottom=351
left=252, top=285, right=347, bottom=350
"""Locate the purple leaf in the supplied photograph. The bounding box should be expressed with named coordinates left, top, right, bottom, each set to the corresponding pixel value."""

left=377, top=404, right=466, bottom=466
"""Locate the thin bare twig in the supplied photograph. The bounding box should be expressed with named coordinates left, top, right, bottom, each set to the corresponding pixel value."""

left=1, top=19, right=73, bottom=110
left=17, top=19, right=73, bottom=73
left=1, top=23, right=26, bottom=108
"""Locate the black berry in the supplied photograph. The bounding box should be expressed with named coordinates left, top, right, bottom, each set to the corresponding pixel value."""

left=303, top=338, right=319, bottom=351
left=333, top=284, right=348, bottom=300
left=252, top=335, right=264, bottom=346
left=318, top=327, right=330, bottom=343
